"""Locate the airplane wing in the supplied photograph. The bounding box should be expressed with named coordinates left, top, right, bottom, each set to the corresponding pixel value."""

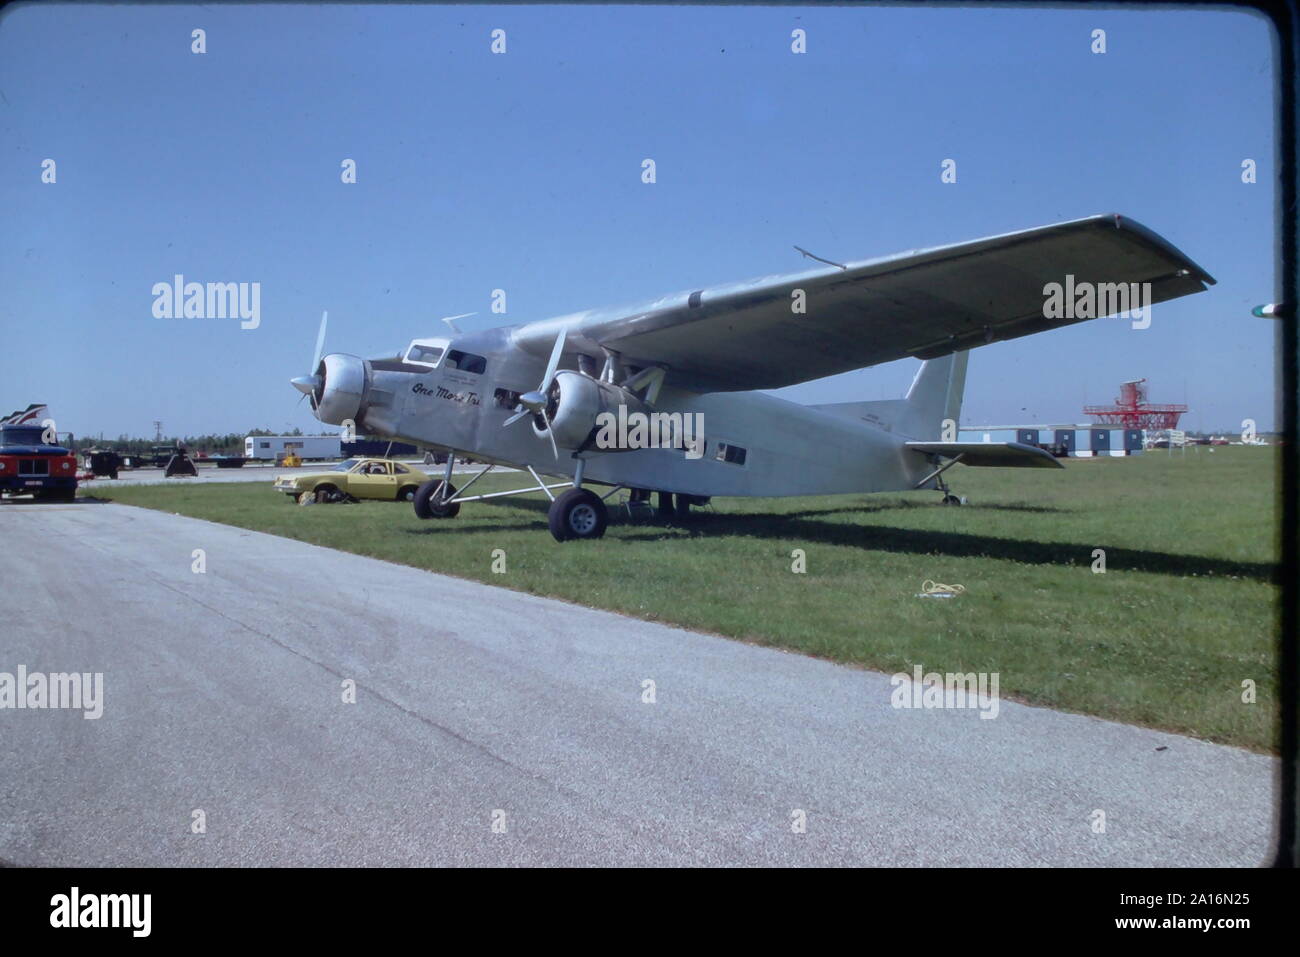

left=905, top=441, right=1064, bottom=468
left=511, top=214, right=1214, bottom=392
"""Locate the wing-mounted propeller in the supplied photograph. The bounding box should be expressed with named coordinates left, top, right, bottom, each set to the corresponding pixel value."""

left=502, top=327, right=566, bottom=458
left=290, top=311, right=330, bottom=409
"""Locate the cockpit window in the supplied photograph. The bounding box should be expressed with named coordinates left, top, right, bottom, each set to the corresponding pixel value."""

left=406, top=343, right=445, bottom=365
left=446, top=350, right=487, bottom=374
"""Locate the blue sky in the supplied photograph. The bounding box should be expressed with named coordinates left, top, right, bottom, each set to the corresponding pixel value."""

left=0, top=3, right=1279, bottom=438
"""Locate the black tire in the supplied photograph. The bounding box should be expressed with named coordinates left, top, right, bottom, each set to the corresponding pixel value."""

left=396, top=484, right=419, bottom=503
left=414, top=479, right=459, bottom=519
left=314, top=484, right=344, bottom=504
left=548, top=488, right=608, bottom=541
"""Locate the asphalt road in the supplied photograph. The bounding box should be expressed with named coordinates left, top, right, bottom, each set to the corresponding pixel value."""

left=0, top=502, right=1277, bottom=866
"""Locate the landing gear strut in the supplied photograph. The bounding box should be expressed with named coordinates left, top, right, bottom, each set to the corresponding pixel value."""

left=414, top=454, right=461, bottom=519
left=916, top=454, right=968, bottom=506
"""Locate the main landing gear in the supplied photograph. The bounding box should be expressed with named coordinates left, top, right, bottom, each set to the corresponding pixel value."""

left=547, top=457, right=609, bottom=541
left=413, top=479, right=459, bottom=518
left=409, top=452, right=612, bottom=541
left=408, top=451, right=703, bottom=542
left=548, top=488, right=608, bottom=541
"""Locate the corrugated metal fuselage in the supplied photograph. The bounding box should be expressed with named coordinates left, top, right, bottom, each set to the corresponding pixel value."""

left=340, top=326, right=935, bottom=498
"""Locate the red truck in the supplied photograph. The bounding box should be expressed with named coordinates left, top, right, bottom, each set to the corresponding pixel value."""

left=0, top=420, right=78, bottom=502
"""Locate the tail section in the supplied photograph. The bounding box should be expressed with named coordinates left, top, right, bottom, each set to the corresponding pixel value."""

left=809, top=350, right=969, bottom=440
left=900, top=349, right=967, bottom=439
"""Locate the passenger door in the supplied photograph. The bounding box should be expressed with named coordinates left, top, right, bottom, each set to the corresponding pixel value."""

left=348, top=461, right=396, bottom=499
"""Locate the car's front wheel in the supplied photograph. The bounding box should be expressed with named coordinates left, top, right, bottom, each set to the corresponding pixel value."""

left=313, top=484, right=347, bottom=504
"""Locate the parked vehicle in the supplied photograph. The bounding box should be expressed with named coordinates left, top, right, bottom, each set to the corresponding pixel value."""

left=0, top=424, right=77, bottom=501
left=245, top=435, right=342, bottom=461
left=273, top=457, right=430, bottom=504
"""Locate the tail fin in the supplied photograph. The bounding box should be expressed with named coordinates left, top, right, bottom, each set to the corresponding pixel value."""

left=808, top=350, right=969, bottom=440
left=900, top=350, right=968, bottom=440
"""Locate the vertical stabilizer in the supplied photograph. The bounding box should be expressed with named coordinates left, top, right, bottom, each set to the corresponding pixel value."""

left=806, top=350, right=969, bottom=440
left=901, top=350, right=969, bottom=440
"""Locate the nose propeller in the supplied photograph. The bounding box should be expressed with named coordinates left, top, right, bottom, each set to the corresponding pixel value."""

left=502, top=326, right=566, bottom=458
left=291, top=311, right=329, bottom=405
left=291, top=375, right=318, bottom=397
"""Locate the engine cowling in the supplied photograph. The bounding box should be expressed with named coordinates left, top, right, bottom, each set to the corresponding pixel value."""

left=313, top=353, right=368, bottom=426
left=536, top=370, right=653, bottom=451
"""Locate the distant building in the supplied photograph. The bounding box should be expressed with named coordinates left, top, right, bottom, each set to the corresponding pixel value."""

left=958, top=425, right=1143, bottom=457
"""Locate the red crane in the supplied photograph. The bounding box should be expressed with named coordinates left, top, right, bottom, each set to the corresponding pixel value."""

left=1084, top=379, right=1187, bottom=430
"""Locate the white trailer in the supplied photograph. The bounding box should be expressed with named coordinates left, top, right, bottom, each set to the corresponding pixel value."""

left=244, top=435, right=342, bottom=461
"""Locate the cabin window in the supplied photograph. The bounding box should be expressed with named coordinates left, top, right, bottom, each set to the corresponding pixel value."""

left=446, top=350, right=487, bottom=374
left=715, top=442, right=747, bottom=465
left=394, top=463, right=410, bottom=474
left=406, top=343, right=445, bottom=365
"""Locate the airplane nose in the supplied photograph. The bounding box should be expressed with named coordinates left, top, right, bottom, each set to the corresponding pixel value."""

left=290, top=375, right=321, bottom=396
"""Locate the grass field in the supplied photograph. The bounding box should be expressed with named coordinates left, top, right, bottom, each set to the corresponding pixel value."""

left=90, top=446, right=1280, bottom=752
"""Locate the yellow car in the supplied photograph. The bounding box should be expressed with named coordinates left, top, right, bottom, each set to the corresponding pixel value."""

left=274, top=457, right=431, bottom=504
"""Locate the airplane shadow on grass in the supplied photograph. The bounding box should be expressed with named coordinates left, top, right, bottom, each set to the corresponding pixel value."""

left=403, top=496, right=1277, bottom=584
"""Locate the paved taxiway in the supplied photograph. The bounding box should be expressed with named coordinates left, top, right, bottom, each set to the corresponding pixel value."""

left=86, top=460, right=488, bottom=488
left=0, top=502, right=1277, bottom=866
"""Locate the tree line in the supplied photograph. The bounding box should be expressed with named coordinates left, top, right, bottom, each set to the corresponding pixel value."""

left=65, top=428, right=336, bottom=455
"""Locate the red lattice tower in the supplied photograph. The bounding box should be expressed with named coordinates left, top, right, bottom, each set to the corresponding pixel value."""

left=1083, top=379, right=1187, bottom=430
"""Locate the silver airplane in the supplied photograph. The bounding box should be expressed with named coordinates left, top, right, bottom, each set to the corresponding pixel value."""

left=291, top=214, right=1213, bottom=541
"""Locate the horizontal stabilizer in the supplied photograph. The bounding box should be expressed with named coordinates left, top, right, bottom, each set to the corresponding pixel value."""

left=905, top=441, right=1064, bottom=468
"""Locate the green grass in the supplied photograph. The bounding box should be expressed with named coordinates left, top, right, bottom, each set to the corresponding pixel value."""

left=91, top=446, right=1281, bottom=752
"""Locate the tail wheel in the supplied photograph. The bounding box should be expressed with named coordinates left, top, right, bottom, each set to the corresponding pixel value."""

left=397, top=484, right=419, bottom=503
left=548, top=488, right=608, bottom=541
left=414, top=479, right=459, bottom=519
